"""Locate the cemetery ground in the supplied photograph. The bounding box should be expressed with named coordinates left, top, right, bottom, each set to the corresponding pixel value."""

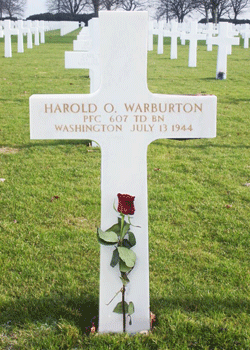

left=0, top=29, right=249, bottom=350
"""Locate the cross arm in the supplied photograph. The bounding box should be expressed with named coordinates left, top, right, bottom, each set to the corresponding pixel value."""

left=30, top=92, right=217, bottom=146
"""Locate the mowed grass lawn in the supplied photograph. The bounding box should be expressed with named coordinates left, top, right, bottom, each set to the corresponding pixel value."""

left=0, top=29, right=249, bottom=350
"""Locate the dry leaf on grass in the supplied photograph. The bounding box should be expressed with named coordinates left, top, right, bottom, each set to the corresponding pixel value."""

left=51, top=196, right=60, bottom=202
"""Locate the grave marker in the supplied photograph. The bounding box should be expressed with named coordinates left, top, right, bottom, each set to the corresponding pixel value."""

left=157, top=21, right=164, bottom=54
left=240, top=23, right=250, bottom=49
left=65, top=18, right=101, bottom=96
left=17, top=20, right=24, bottom=53
left=35, top=20, right=46, bottom=44
left=34, top=22, right=40, bottom=46
left=164, top=21, right=180, bottom=59
left=17, top=20, right=31, bottom=53
left=181, top=21, right=206, bottom=67
left=207, top=22, right=240, bottom=79
left=26, top=21, right=36, bottom=49
left=148, top=21, right=153, bottom=51
left=203, top=23, right=217, bottom=51
left=73, top=26, right=91, bottom=51
left=180, top=22, right=188, bottom=45
left=3, top=20, right=18, bottom=58
left=65, top=18, right=100, bottom=147
left=30, top=11, right=217, bottom=333
left=227, top=23, right=238, bottom=54
left=0, top=25, right=3, bottom=38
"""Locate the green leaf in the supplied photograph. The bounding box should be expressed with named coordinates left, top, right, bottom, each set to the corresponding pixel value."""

left=128, top=232, right=136, bottom=247
left=118, top=247, right=136, bottom=268
left=128, top=302, right=135, bottom=315
left=121, top=223, right=130, bottom=240
left=106, top=223, right=120, bottom=234
left=119, top=259, right=132, bottom=273
left=97, top=228, right=118, bottom=245
left=122, top=239, right=132, bottom=248
left=123, top=233, right=136, bottom=248
left=110, top=248, right=119, bottom=267
left=118, top=217, right=128, bottom=228
left=120, top=274, right=130, bottom=286
left=113, top=301, right=128, bottom=314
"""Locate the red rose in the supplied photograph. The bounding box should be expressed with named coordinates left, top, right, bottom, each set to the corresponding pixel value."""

left=117, top=193, right=135, bottom=215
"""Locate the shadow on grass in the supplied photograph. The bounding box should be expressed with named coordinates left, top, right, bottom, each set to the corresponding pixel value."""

left=0, top=293, right=99, bottom=335
left=200, top=77, right=217, bottom=81
left=13, top=140, right=93, bottom=149
left=153, top=140, right=250, bottom=149
left=151, top=295, right=250, bottom=315
left=2, top=293, right=249, bottom=331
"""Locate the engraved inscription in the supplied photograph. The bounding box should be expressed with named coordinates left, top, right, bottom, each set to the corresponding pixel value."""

left=42, top=101, right=205, bottom=135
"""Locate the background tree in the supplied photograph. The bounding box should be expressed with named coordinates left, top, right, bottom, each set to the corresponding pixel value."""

left=0, top=0, right=4, bottom=18
left=2, top=0, right=26, bottom=18
left=209, top=0, right=231, bottom=22
left=46, top=0, right=62, bottom=13
left=101, top=0, right=120, bottom=10
left=46, top=0, right=88, bottom=14
left=229, top=0, right=249, bottom=20
left=195, top=0, right=212, bottom=22
left=119, top=0, right=146, bottom=11
left=155, top=0, right=196, bottom=22
left=170, top=0, right=196, bottom=22
left=155, top=0, right=172, bottom=21
left=86, top=0, right=101, bottom=16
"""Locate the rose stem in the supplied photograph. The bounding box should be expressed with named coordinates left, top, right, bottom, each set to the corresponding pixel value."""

left=122, top=284, right=126, bottom=332
left=120, top=213, right=125, bottom=242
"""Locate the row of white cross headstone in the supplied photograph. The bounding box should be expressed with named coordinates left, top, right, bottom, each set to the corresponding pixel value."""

left=149, top=21, right=250, bottom=51
left=0, top=20, right=49, bottom=57
left=149, top=20, right=250, bottom=79
left=65, top=19, right=100, bottom=147
left=64, top=18, right=248, bottom=86
left=60, top=21, right=79, bottom=36
left=0, top=19, right=81, bottom=58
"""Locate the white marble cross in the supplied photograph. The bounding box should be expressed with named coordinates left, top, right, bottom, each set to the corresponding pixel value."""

left=26, top=20, right=40, bottom=46
left=73, top=26, right=91, bottom=51
left=203, top=23, right=217, bottom=51
left=0, top=25, right=4, bottom=38
left=207, top=22, right=240, bottom=79
left=65, top=18, right=100, bottom=148
left=240, top=23, right=250, bottom=49
left=3, top=20, right=19, bottom=58
left=30, top=11, right=217, bottom=333
left=148, top=20, right=154, bottom=51
left=17, top=20, right=25, bottom=53
left=181, top=21, right=206, bottom=67
left=180, top=22, right=188, bottom=45
left=65, top=18, right=101, bottom=94
left=227, top=23, right=239, bottom=54
left=60, top=21, right=79, bottom=36
left=23, top=21, right=33, bottom=49
left=164, top=21, right=180, bottom=59
left=34, top=22, right=40, bottom=46
left=17, top=20, right=31, bottom=53
left=157, top=21, right=164, bottom=54
left=35, top=20, right=46, bottom=44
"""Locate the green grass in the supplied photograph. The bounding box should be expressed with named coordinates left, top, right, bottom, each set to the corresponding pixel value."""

left=0, top=30, right=250, bottom=350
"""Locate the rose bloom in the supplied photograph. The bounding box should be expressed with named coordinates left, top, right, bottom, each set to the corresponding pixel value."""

left=117, top=193, right=135, bottom=215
